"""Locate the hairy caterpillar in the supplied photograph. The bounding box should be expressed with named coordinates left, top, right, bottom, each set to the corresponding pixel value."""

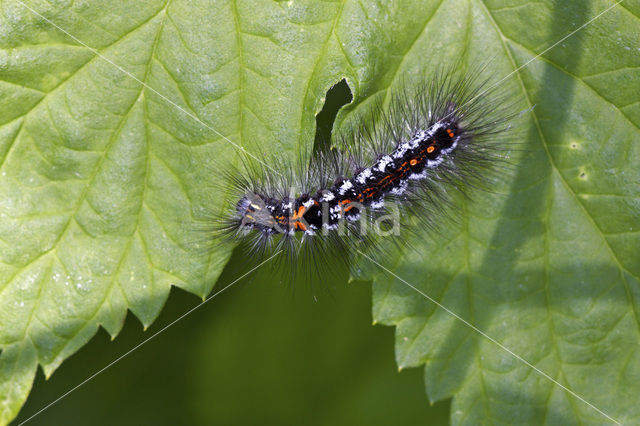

left=213, top=66, right=519, bottom=277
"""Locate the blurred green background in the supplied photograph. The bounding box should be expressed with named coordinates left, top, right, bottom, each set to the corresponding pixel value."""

left=15, top=249, right=450, bottom=425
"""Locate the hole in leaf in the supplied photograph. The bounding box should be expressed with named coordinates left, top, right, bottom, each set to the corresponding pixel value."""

left=313, top=79, right=353, bottom=155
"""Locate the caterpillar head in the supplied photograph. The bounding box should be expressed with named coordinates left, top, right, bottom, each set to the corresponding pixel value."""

left=237, top=193, right=281, bottom=234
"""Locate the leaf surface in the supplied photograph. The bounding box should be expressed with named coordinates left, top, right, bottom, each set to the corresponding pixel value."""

left=360, top=0, right=640, bottom=424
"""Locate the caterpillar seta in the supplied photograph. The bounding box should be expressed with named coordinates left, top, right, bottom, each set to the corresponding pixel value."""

left=210, top=65, right=520, bottom=280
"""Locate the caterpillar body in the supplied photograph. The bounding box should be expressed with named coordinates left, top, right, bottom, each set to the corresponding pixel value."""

left=215, top=66, right=518, bottom=276
left=238, top=120, right=458, bottom=236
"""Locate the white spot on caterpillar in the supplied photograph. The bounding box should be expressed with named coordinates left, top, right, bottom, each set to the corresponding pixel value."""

left=376, top=156, right=393, bottom=172
left=391, top=180, right=408, bottom=195
left=303, top=199, right=315, bottom=208
left=370, top=199, right=385, bottom=209
left=441, top=139, right=458, bottom=155
left=408, top=134, right=422, bottom=149
left=409, top=170, right=428, bottom=180
left=427, top=157, right=444, bottom=168
left=320, top=191, right=335, bottom=202
left=339, top=180, right=353, bottom=195
left=427, top=122, right=444, bottom=137
left=356, top=168, right=372, bottom=184
left=393, top=142, right=411, bottom=159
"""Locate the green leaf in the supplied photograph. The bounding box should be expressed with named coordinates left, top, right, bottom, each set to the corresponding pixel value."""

left=0, top=0, right=638, bottom=425
left=360, top=1, right=640, bottom=425
left=0, top=0, right=352, bottom=421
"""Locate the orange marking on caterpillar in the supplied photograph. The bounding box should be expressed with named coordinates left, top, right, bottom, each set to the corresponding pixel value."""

left=378, top=175, right=393, bottom=185
left=427, top=145, right=436, bottom=154
left=446, top=128, right=454, bottom=138
left=292, top=205, right=306, bottom=220
left=380, top=175, right=397, bottom=187
left=410, top=159, right=418, bottom=166
left=294, top=221, right=307, bottom=231
left=362, top=187, right=378, bottom=198
left=339, top=199, right=357, bottom=213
